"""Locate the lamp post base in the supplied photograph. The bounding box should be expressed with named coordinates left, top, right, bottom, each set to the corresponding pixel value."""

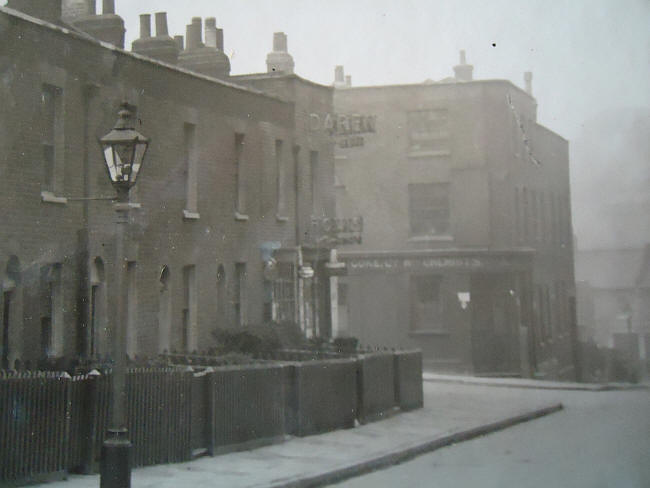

left=100, top=429, right=132, bottom=488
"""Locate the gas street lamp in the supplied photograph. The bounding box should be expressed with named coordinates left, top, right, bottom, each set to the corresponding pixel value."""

left=99, top=101, right=148, bottom=488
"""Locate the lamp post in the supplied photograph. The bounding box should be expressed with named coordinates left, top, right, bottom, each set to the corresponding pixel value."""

left=99, top=102, right=149, bottom=488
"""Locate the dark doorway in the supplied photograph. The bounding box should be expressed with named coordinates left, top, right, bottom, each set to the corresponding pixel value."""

left=2, top=291, right=11, bottom=369
left=470, top=273, right=520, bottom=375
left=90, top=285, right=98, bottom=357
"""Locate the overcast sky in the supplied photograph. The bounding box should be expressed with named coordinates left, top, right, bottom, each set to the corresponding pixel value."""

left=107, top=0, right=650, bottom=145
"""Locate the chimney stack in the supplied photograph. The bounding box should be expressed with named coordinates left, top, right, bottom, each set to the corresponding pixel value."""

left=205, top=17, right=217, bottom=48
left=62, top=0, right=124, bottom=47
left=155, top=11, right=169, bottom=37
left=178, top=16, right=230, bottom=79
left=524, top=71, right=533, bottom=95
left=266, top=32, right=294, bottom=74
left=62, top=0, right=94, bottom=21
left=453, top=49, right=474, bottom=82
left=132, top=11, right=179, bottom=64
left=334, top=65, right=349, bottom=88
left=139, top=14, right=151, bottom=38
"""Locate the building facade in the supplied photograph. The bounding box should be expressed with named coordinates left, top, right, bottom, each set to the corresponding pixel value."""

left=0, top=2, right=336, bottom=369
left=576, top=246, right=650, bottom=378
left=333, top=56, right=578, bottom=379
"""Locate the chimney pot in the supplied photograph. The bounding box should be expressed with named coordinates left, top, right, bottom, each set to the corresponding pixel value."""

left=139, top=14, right=151, bottom=39
left=205, top=18, right=217, bottom=48
left=345, top=75, right=352, bottom=87
left=102, top=0, right=114, bottom=14
left=524, top=71, right=533, bottom=95
left=186, top=18, right=203, bottom=50
left=273, top=32, right=288, bottom=52
left=335, top=65, right=345, bottom=83
left=459, top=50, right=466, bottom=65
left=216, top=28, right=224, bottom=51
left=155, top=12, right=169, bottom=37
left=174, top=35, right=184, bottom=51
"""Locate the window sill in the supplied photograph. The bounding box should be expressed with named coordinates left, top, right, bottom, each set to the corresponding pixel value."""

left=409, top=329, right=451, bottom=337
left=276, top=215, right=289, bottom=223
left=408, top=234, right=453, bottom=242
left=408, top=149, right=451, bottom=158
left=41, top=191, right=68, bottom=205
left=183, top=210, right=200, bottom=220
left=114, top=202, right=141, bottom=211
left=235, top=211, right=249, bottom=221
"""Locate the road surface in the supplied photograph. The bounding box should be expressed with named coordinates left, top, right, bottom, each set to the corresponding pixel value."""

left=329, top=387, right=650, bottom=488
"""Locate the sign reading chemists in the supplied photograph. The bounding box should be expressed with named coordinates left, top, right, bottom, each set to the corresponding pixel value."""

left=309, top=113, right=376, bottom=149
left=345, top=255, right=528, bottom=273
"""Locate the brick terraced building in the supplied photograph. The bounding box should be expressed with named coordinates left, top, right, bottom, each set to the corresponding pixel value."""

left=0, top=1, right=336, bottom=369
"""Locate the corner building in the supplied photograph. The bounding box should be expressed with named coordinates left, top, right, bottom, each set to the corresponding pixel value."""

left=334, top=57, right=578, bottom=379
left=0, top=2, right=335, bottom=369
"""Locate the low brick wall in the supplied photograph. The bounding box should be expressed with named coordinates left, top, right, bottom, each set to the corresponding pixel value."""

left=394, top=350, right=424, bottom=410
left=287, top=359, right=358, bottom=436
left=357, top=352, right=396, bottom=423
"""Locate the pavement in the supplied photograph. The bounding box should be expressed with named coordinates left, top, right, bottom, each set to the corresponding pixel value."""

left=31, top=377, right=580, bottom=488
left=423, top=371, right=650, bottom=391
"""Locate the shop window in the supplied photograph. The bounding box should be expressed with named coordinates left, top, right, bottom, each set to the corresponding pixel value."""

left=408, top=183, right=450, bottom=236
left=411, top=275, right=444, bottom=331
left=41, top=84, right=64, bottom=197
left=407, top=109, right=449, bottom=154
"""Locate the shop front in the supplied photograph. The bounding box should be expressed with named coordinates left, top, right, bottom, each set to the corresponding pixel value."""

left=337, top=250, right=533, bottom=375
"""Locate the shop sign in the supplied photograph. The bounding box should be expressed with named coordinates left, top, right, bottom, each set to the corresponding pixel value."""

left=308, top=113, right=376, bottom=149
left=346, top=255, right=520, bottom=272
left=309, top=216, right=363, bottom=247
